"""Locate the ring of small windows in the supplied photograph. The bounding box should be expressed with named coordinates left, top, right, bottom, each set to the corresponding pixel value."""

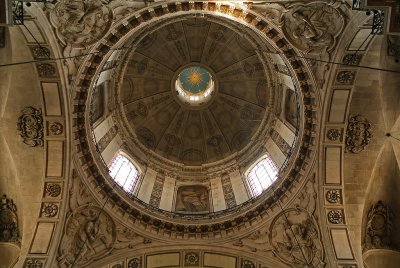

left=108, top=152, right=141, bottom=194
left=245, top=155, right=279, bottom=197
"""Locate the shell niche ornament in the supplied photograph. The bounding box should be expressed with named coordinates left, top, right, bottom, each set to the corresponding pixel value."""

left=49, top=0, right=113, bottom=48
left=282, top=3, right=345, bottom=54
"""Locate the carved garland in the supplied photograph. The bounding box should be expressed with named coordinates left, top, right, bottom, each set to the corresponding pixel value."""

left=72, top=1, right=318, bottom=236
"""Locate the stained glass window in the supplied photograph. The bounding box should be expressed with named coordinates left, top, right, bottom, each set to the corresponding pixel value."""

left=108, top=154, right=140, bottom=193
left=246, top=155, right=279, bottom=197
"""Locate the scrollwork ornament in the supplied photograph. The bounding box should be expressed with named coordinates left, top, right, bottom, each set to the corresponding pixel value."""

left=282, top=3, right=344, bottom=54
left=345, top=115, right=372, bottom=153
left=17, top=107, right=44, bottom=147
left=364, top=201, right=394, bottom=250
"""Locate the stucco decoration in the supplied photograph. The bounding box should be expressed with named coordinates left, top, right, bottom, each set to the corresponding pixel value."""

left=17, top=107, right=44, bottom=147
left=49, top=0, right=113, bottom=48
left=0, top=195, right=19, bottom=243
left=364, top=201, right=394, bottom=250
left=282, top=3, right=344, bottom=54
left=57, top=205, right=116, bottom=267
left=113, top=227, right=151, bottom=250
left=269, top=208, right=325, bottom=268
left=345, top=115, right=372, bottom=153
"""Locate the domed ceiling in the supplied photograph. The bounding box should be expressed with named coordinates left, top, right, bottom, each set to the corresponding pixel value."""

left=120, top=18, right=270, bottom=165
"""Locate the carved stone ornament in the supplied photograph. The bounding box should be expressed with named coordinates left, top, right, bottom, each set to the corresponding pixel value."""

left=328, top=210, right=343, bottom=224
left=0, top=195, right=19, bottom=243
left=37, top=63, right=56, bottom=77
left=326, top=189, right=341, bottom=204
left=241, top=259, right=256, bottom=268
left=17, top=107, right=44, bottom=147
left=336, top=70, right=355, bottom=85
left=24, top=258, right=44, bottom=268
left=269, top=208, right=325, bottom=267
left=345, top=115, right=372, bottom=153
left=49, top=122, right=63, bottom=135
left=49, top=0, right=113, bottom=48
left=32, top=46, right=50, bottom=59
left=128, top=257, right=141, bottom=268
left=41, top=203, right=58, bottom=217
left=326, top=129, right=341, bottom=141
left=282, top=3, right=344, bottom=54
left=45, top=183, right=62, bottom=197
left=364, top=200, right=394, bottom=250
left=57, top=205, right=116, bottom=267
left=184, top=252, right=200, bottom=266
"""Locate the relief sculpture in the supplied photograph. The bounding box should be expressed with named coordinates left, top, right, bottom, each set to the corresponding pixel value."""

left=282, top=3, right=344, bottom=54
left=49, top=0, right=113, bottom=48
left=270, top=208, right=325, bottom=268
left=57, top=205, right=116, bottom=267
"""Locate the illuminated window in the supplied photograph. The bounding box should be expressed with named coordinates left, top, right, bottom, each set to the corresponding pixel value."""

left=246, top=155, right=279, bottom=197
left=108, top=153, right=140, bottom=193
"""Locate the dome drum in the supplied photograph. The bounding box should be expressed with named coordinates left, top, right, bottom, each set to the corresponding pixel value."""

left=78, top=1, right=316, bottom=237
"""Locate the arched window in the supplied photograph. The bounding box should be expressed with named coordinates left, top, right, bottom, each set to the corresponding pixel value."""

left=108, top=153, right=140, bottom=193
left=246, top=155, right=279, bottom=197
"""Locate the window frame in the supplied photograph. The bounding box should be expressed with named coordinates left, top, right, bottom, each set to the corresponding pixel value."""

left=107, top=151, right=142, bottom=195
left=244, top=154, right=279, bottom=198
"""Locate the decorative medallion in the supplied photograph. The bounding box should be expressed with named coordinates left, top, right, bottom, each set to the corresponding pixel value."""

left=184, top=252, right=200, bottom=266
left=128, top=257, right=141, bottom=268
left=17, top=107, right=44, bottom=147
left=49, top=0, right=113, bottom=47
left=57, top=205, right=116, bottom=267
left=269, top=208, right=324, bottom=267
left=31, top=46, right=50, bottom=59
left=41, top=203, right=58, bottom=218
left=328, top=210, right=344, bottom=224
left=364, top=200, right=394, bottom=250
left=49, top=122, right=63, bottom=135
left=241, top=259, right=256, bottom=268
left=326, top=189, right=341, bottom=204
left=24, top=259, right=44, bottom=268
left=327, top=128, right=342, bottom=141
left=345, top=115, right=372, bottom=153
left=343, top=54, right=362, bottom=66
left=45, top=183, right=62, bottom=197
left=336, top=70, right=356, bottom=85
left=37, top=63, right=56, bottom=77
left=136, top=127, right=156, bottom=149
left=0, top=195, right=19, bottom=243
left=282, top=3, right=344, bottom=54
